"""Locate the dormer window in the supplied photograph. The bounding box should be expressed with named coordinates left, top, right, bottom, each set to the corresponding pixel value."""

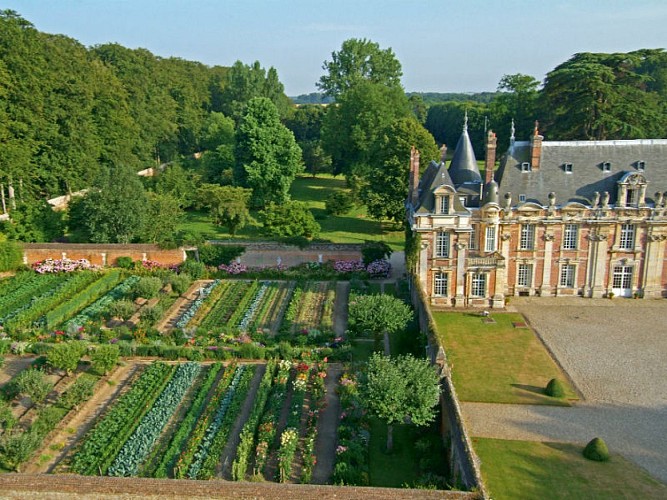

left=439, top=194, right=450, bottom=214
left=602, top=161, right=611, bottom=173
left=519, top=194, right=527, bottom=203
left=637, top=161, right=645, bottom=172
left=521, top=162, right=531, bottom=172
left=564, top=163, right=573, bottom=173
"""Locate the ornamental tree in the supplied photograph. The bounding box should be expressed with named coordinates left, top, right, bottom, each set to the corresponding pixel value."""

left=260, top=201, right=320, bottom=239
left=363, top=353, right=441, bottom=452
left=91, top=344, right=120, bottom=376
left=14, top=369, right=53, bottom=405
left=347, top=294, right=412, bottom=346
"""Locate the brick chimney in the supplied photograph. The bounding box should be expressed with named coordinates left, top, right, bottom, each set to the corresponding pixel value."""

left=530, top=121, right=543, bottom=171
left=409, top=146, right=421, bottom=206
left=485, top=130, right=497, bottom=184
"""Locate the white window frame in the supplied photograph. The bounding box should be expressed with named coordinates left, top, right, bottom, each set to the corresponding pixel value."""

left=518, top=194, right=527, bottom=203
left=559, top=264, right=576, bottom=288
left=564, top=162, right=573, bottom=173
left=517, top=264, right=532, bottom=288
left=439, top=195, right=450, bottom=215
left=602, top=161, right=611, bottom=172
left=612, top=265, right=633, bottom=290
left=484, top=226, right=496, bottom=253
left=471, top=273, right=487, bottom=297
left=626, top=188, right=639, bottom=207
left=519, top=224, right=535, bottom=250
left=434, top=271, right=448, bottom=296
left=637, top=160, right=645, bottom=172
left=521, top=162, right=531, bottom=172
left=435, top=231, right=450, bottom=258
left=619, top=224, right=635, bottom=250
left=563, top=224, right=578, bottom=250
left=469, top=224, right=478, bottom=250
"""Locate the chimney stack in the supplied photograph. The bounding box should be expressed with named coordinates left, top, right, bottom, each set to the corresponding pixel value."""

left=409, top=146, right=421, bottom=206
left=530, top=121, right=543, bottom=171
left=485, top=130, right=497, bottom=184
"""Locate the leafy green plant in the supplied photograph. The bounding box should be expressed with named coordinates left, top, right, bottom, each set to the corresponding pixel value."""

left=46, top=341, right=86, bottom=375
left=90, top=344, right=120, bottom=375
left=15, top=369, right=53, bottom=406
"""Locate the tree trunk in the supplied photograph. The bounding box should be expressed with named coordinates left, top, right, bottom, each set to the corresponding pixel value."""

left=386, top=423, right=394, bottom=453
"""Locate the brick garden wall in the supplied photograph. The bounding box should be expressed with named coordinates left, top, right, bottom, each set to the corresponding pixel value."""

left=23, top=243, right=186, bottom=267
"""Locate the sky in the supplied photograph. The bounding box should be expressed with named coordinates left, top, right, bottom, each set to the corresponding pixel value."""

left=6, top=0, right=667, bottom=96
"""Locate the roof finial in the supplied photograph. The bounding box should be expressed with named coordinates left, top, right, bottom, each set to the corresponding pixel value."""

left=534, top=120, right=539, bottom=136
left=463, top=110, right=468, bottom=132
left=510, top=119, right=515, bottom=141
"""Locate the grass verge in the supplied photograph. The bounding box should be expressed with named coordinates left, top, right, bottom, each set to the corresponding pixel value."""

left=432, top=312, right=577, bottom=404
left=474, top=437, right=667, bottom=500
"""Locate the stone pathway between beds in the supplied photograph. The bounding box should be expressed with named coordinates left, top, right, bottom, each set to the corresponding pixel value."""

left=311, top=363, right=342, bottom=484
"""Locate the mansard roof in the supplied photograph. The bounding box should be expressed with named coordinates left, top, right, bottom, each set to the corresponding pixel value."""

left=414, top=160, right=455, bottom=213
left=496, top=139, right=667, bottom=206
left=448, top=127, right=482, bottom=186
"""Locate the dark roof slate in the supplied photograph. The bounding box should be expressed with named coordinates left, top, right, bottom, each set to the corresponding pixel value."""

left=496, top=139, right=667, bottom=206
left=415, top=160, right=455, bottom=213
left=448, top=128, right=482, bottom=185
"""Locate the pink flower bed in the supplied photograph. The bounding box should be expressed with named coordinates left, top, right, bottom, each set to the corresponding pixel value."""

left=218, top=262, right=247, bottom=274
left=33, top=258, right=98, bottom=273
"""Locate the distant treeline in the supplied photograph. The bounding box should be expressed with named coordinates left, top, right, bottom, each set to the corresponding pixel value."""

left=291, top=91, right=500, bottom=105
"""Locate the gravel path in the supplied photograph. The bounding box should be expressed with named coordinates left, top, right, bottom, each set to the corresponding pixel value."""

left=462, top=297, right=667, bottom=484
left=332, top=281, right=349, bottom=337
left=311, top=363, right=342, bottom=484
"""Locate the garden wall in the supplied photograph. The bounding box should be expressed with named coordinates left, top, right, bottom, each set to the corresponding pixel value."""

left=410, top=276, right=488, bottom=499
left=23, top=243, right=186, bottom=267
left=208, top=241, right=363, bottom=268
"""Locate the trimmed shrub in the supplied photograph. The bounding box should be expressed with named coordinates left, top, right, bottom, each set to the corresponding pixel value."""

left=583, top=437, right=610, bottom=462
left=115, top=256, right=134, bottom=269
left=545, top=378, right=566, bottom=398
left=180, top=259, right=207, bottom=279
left=169, top=273, right=192, bottom=295
left=198, top=244, right=245, bottom=267
left=361, top=241, right=392, bottom=266
left=132, top=277, right=163, bottom=299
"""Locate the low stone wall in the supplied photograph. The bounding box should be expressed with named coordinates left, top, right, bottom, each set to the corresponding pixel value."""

left=208, top=241, right=363, bottom=268
left=23, top=243, right=186, bottom=267
left=410, top=275, right=488, bottom=498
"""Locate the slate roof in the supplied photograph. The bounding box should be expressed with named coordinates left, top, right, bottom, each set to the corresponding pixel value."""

left=496, top=139, right=667, bottom=206
left=415, top=160, right=455, bottom=213
left=448, top=128, right=482, bottom=186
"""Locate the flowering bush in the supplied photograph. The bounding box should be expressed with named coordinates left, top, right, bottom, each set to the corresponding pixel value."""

left=333, top=260, right=366, bottom=273
left=33, top=258, right=98, bottom=274
left=139, top=259, right=165, bottom=270
left=366, top=259, right=391, bottom=278
left=333, top=259, right=391, bottom=278
left=218, top=262, right=247, bottom=275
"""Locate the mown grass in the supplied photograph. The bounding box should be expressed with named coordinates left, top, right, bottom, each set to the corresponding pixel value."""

left=432, top=312, right=577, bottom=405
left=177, top=174, right=405, bottom=249
left=474, top=438, right=667, bottom=500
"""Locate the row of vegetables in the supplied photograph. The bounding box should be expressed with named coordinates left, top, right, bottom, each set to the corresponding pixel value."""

left=59, top=360, right=327, bottom=484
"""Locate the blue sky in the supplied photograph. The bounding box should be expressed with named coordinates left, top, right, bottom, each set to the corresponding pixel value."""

left=7, top=0, right=667, bottom=95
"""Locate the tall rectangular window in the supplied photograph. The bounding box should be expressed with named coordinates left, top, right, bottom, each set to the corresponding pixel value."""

left=435, top=232, right=450, bottom=258
left=517, top=264, right=532, bottom=287
left=559, top=264, right=575, bottom=288
left=619, top=224, right=635, bottom=250
left=439, top=195, right=450, bottom=214
left=519, top=224, right=535, bottom=250
left=469, top=224, right=478, bottom=250
left=471, top=273, right=486, bottom=297
left=434, top=272, right=448, bottom=296
left=563, top=224, right=578, bottom=250
left=485, top=226, right=496, bottom=252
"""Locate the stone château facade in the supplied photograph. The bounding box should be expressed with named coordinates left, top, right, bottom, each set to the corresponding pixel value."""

left=407, top=118, right=667, bottom=307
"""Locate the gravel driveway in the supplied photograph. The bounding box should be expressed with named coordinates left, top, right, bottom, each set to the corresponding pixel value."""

left=462, top=297, right=667, bottom=484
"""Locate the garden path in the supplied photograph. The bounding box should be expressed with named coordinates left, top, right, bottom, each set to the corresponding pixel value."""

left=311, top=363, right=342, bottom=485
left=217, top=363, right=267, bottom=480
left=332, top=281, right=349, bottom=337
left=0, top=355, right=36, bottom=386
left=24, top=362, right=139, bottom=474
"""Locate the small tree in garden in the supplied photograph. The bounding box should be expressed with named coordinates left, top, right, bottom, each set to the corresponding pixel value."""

left=14, top=369, right=53, bottom=405
left=0, top=431, right=41, bottom=472
left=363, top=353, right=441, bottom=452
left=361, top=241, right=392, bottom=265
left=47, top=341, right=86, bottom=375
left=108, top=299, right=136, bottom=322
left=261, top=201, right=320, bottom=239
left=348, top=294, right=412, bottom=349
left=169, top=273, right=192, bottom=295
left=90, top=344, right=120, bottom=375
left=132, top=276, right=163, bottom=299
left=60, top=376, right=96, bottom=410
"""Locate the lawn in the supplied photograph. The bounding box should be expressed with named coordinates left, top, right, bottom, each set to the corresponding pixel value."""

left=432, top=312, right=577, bottom=405
left=474, top=438, right=667, bottom=500
left=177, top=174, right=405, bottom=250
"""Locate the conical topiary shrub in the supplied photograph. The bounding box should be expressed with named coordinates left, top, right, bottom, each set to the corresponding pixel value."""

left=545, top=378, right=565, bottom=398
left=583, top=437, right=610, bottom=462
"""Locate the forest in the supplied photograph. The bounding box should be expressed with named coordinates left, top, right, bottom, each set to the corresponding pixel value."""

left=0, top=10, right=666, bottom=246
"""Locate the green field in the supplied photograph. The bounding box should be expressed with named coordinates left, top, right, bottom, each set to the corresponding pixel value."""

left=474, top=438, right=667, bottom=500
left=432, top=312, right=577, bottom=405
left=177, top=174, right=404, bottom=250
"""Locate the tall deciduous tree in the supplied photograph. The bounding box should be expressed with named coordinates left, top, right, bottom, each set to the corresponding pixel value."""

left=196, top=184, right=252, bottom=236
left=363, top=353, right=440, bottom=451
left=347, top=294, right=412, bottom=348
left=361, top=117, right=439, bottom=224
left=318, top=38, right=403, bottom=98
left=68, top=166, right=148, bottom=244
left=235, top=97, right=303, bottom=208
left=142, top=192, right=184, bottom=245
left=260, top=201, right=320, bottom=239
left=489, top=73, right=540, bottom=150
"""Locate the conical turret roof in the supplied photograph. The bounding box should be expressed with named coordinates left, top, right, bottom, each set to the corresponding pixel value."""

left=448, top=114, right=481, bottom=186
